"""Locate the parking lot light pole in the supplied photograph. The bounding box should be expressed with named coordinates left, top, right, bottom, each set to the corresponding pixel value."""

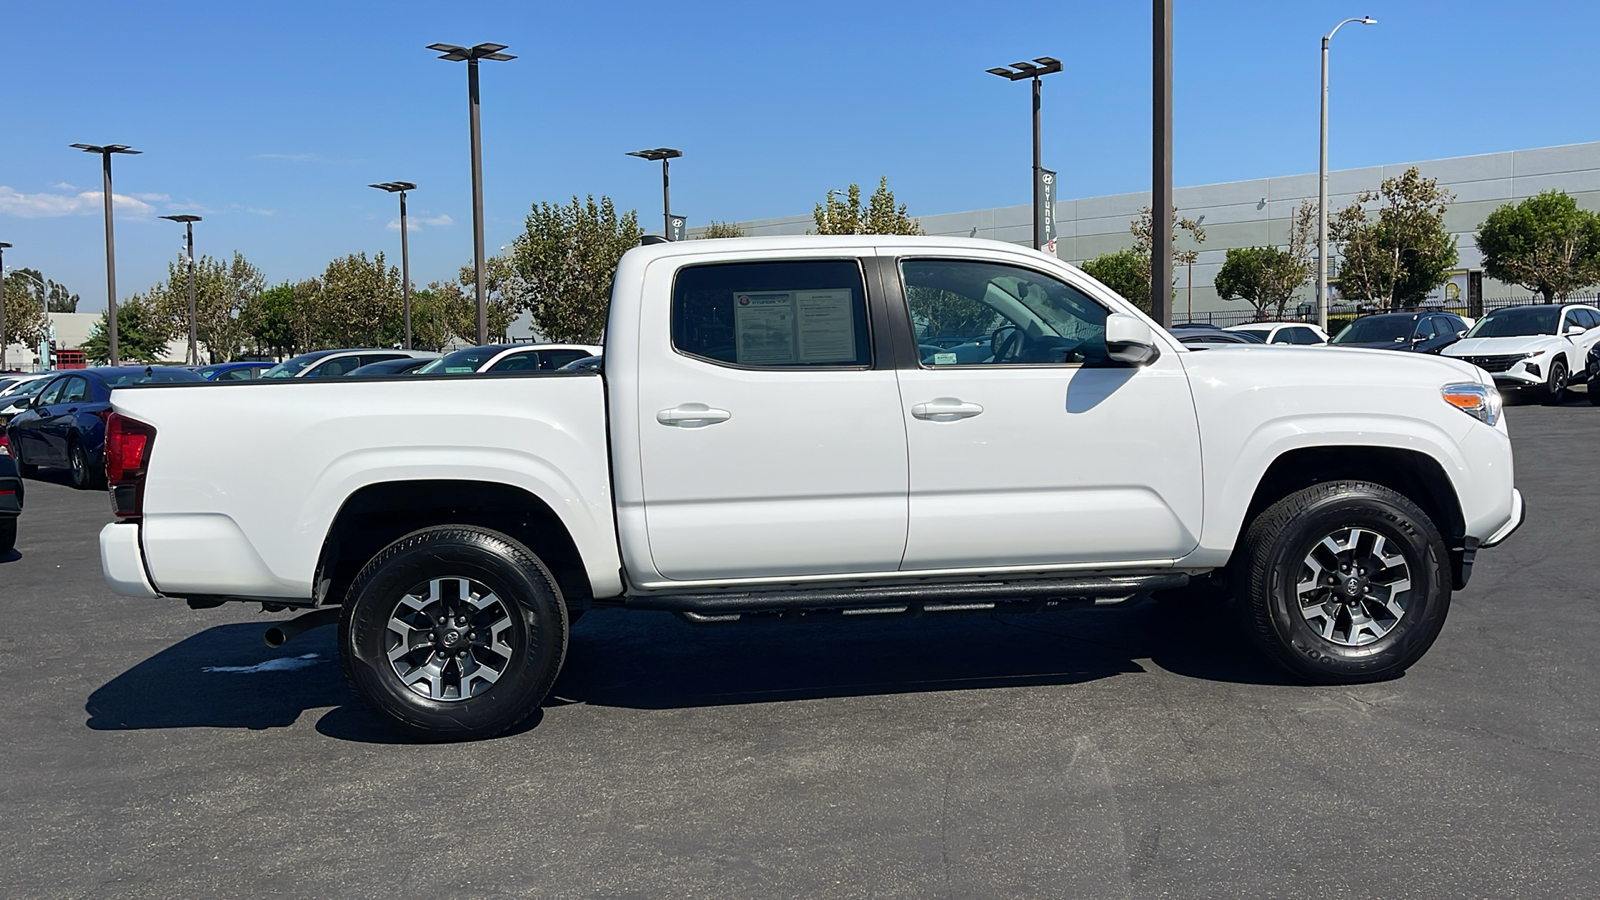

left=71, top=143, right=141, bottom=366
left=428, top=42, right=514, bottom=345
left=0, top=242, right=9, bottom=372
left=369, top=182, right=418, bottom=349
left=1318, top=15, right=1377, bottom=331
left=159, top=215, right=203, bottom=364
left=626, top=148, right=683, bottom=239
left=986, top=58, right=1062, bottom=251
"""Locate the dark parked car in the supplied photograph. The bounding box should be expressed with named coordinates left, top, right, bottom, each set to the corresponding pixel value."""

left=194, top=361, right=276, bottom=381
left=1175, top=329, right=1263, bottom=348
left=1329, top=312, right=1469, bottom=354
left=557, top=354, right=604, bottom=373
left=5, top=366, right=205, bottom=489
left=0, top=453, right=21, bottom=555
left=346, top=357, right=432, bottom=377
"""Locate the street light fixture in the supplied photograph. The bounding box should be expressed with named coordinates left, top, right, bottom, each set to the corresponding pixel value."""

left=626, top=148, right=683, bottom=240
left=986, top=57, right=1062, bottom=251
left=159, top=215, right=203, bottom=365
left=70, top=143, right=141, bottom=366
left=369, top=182, right=418, bottom=349
left=428, top=42, right=515, bottom=345
left=1317, top=15, right=1377, bottom=331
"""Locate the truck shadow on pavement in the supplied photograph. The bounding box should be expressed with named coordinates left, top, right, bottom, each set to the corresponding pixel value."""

left=86, top=600, right=1294, bottom=742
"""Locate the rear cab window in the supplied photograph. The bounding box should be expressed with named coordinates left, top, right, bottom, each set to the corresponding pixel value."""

left=672, top=260, right=872, bottom=368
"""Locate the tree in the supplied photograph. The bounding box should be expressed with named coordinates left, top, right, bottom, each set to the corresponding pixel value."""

left=241, top=282, right=304, bottom=359
left=82, top=294, right=174, bottom=364
left=148, top=251, right=265, bottom=362
left=1215, top=246, right=1309, bottom=320
left=1080, top=249, right=1151, bottom=312
left=1330, top=167, right=1458, bottom=310
left=1131, top=205, right=1208, bottom=271
left=812, top=178, right=923, bottom=235
left=1, top=270, right=51, bottom=363
left=316, top=252, right=402, bottom=348
left=405, top=286, right=459, bottom=352
left=1475, top=190, right=1600, bottom=303
left=699, top=221, right=745, bottom=239
left=501, top=195, right=643, bottom=344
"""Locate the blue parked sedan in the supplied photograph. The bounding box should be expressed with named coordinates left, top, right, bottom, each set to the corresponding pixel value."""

left=5, top=366, right=205, bottom=489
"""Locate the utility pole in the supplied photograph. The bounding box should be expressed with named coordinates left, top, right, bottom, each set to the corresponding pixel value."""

left=1151, top=0, right=1173, bottom=328
left=0, top=242, right=10, bottom=372
left=1318, top=16, right=1378, bottom=331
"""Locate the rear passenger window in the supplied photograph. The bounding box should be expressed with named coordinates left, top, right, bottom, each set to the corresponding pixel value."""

left=1577, top=309, right=1600, bottom=329
left=672, top=260, right=872, bottom=368
left=540, top=350, right=588, bottom=370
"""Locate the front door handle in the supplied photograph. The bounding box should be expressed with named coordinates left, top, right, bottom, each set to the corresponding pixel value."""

left=657, top=404, right=732, bottom=427
left=911, top=398, right=985, bottom=421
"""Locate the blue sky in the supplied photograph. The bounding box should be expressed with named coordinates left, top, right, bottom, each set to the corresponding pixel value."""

left=3, top=0, right=1596, bottom=309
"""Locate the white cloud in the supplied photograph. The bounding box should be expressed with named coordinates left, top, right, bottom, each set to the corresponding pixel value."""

left=0, top=186, right=156, bottom=218
left=53, top=182, right=77, bottom=191
left=247, top=208, right=276, bottom=216
left=132, top=192, right=171, bottom=203
left=387, top=213, right=453, bottom=232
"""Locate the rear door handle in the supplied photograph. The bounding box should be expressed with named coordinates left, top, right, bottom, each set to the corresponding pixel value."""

left=657, top=404, right=732, bottom=427
left=911, top=398, right=985, bottom=421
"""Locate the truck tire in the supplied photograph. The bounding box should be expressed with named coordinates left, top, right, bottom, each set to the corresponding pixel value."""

left=339, top=525, right=568, bottom=741
left=1233, top=480, right=1451, bottom=684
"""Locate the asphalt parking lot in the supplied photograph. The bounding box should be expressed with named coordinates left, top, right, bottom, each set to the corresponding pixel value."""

left=1, top=399, right=1596, bottom=900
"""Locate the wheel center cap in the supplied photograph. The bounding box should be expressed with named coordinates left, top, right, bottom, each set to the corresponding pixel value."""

left=1342, top=575, right=1364, bottom=597
left=438, top=628, right=464, bottom=649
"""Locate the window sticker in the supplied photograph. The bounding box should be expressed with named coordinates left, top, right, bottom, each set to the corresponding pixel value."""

left=733, top=288, right=857, bottom=365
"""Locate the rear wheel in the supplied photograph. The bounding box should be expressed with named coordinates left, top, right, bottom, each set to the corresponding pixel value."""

left=340, top=526, right=568, bottom=741
left=67, top=438, right=103, bottom=490
left=1233, top=480, right=1451, bottom=683
left=1542, top=359, right=1569, bottom=406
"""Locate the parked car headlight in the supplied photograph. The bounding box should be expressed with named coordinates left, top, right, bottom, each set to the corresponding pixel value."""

left=1442, top=383, right=1501, bottom=427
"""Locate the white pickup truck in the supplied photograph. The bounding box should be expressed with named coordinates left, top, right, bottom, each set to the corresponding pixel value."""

left=100, top=236, right=1524, bottom=739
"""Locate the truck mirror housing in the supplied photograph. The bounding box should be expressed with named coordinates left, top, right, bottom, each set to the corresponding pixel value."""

left=1105, top=313, right=1160, bottom=366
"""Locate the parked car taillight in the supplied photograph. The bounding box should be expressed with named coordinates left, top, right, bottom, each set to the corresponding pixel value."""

left=105, top=413, right=157, bottom=519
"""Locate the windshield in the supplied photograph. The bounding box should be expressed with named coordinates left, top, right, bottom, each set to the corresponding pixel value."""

left=416, top=347, right=504, bottom=375
left=1465, top=307, right=1561, bottom=338
left=262, top=355, right=323, bottom=378
left=7, top=378, right=51, bottom=399
left=101, top=369, right=206, bottom=388
left=1333, top=317, right=1413, bottom=344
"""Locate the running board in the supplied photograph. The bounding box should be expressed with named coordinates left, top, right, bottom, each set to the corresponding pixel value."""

left=623, top=572, right=1187, bottom=621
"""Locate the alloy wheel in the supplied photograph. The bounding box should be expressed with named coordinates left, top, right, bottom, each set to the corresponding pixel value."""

left=385, top=576, right=516, bottom=702
left=1294, top=526, right=1412, bottom=647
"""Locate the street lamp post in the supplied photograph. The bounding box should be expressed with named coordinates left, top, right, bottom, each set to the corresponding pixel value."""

left=428, top=42, right=515, bottom=346
left=986, top=57, right=1062, bottom=251
left=626, top=148, right=683, bottom=240
left=159, top=215, right=203, bottom=364
left=0, top=242, right=9, bottom=372
left=369, top=182, right=418, bottom=349
left=70, top=143, right=140, bottom=367
left=1317, top=15, right=1377, bottom=331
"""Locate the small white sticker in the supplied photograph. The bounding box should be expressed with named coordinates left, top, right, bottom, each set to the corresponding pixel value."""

left=933, top=352, right=959, bottom=365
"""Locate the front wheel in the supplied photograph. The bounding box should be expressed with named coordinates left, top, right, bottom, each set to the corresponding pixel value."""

left=340, top=526, right=569, bottom=741
left=1542, top=359, right=1569, bottom=406
left=1233, top=481, right=1451, bottom=684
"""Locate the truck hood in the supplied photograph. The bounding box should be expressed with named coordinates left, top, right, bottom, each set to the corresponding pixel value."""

left=1443, top=336, right=1558, bottom=357
left=1179, top=343, right=1486, bottom=387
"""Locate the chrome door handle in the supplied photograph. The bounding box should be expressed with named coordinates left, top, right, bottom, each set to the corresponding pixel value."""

left=910, top=398, right=985, bottom=421
left=657, top=404, right=732, bottom=427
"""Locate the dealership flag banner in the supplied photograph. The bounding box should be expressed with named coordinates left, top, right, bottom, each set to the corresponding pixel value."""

left=1038, top=169, right=1058, bottom=257
left=669, top=215, right=687, bottom=242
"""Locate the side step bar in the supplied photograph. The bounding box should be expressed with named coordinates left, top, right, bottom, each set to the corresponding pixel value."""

left=624, top=572, right=1187, bottom=621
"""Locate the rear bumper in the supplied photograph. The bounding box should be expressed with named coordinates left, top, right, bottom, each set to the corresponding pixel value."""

left=100, top=522, right=159, bottom=598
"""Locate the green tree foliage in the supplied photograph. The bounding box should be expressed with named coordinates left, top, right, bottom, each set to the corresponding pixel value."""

left=1080, top=249, right=1152, bottom=312
left=502, top=195, right=643, bottom=344
left=405, top=286, right=460, bottom=352
left=1215, top=246, right=1310, bottom=321
left=1, top=270, right=51, bottom=360
left=82, top=294, right=175, bottom=364
left=1331, top=167, right=1458, bottom=310
left=699, top=221, right=745, bottom=239
left=1129, top=206, right=1208, bottom=303
left=240, top=282, right=304, bottom=359
left=315, top=252, right=402, bottom=348
left=812, top=178, right=923, bottom=235
left=434, top=261, right=522, bottom=346
left=1475, top=190, right=1600, bottom=303
left=148, top=251, right=265, bottom=362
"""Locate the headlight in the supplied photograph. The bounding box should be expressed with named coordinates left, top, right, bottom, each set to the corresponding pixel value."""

left=1442, top=382, right=1501, bottom=427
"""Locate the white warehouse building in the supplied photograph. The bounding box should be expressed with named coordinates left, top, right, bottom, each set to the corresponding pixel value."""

left=693, top=140, right=1600, bottom=322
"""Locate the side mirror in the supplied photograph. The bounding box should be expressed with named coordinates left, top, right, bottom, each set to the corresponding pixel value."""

left=1107, top=313, right=1160, bottom=366
left=1566, top=325, right=1587, bottom=336
left=11, top=397, right=30, bottom=410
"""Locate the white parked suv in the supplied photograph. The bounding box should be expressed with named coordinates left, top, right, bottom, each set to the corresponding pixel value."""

left=1443, top=303, right=1600, bottom=404
left=98, top=236, right=1524, bottom=740
left=1225, top=322, right=1329, bottom=345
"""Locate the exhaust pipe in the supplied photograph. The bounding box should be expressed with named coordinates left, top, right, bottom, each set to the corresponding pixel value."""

left=264, top=608, right=340, bottom=648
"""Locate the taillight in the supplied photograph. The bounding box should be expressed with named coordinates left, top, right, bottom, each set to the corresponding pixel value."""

left=105, top=413, right=157, bottom=519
